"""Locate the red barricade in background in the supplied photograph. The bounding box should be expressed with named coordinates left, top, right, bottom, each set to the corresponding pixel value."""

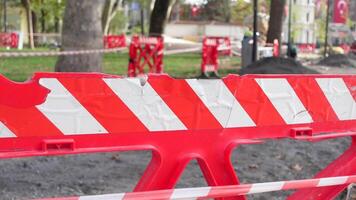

left=201, top=36, right=232, bottom=78
left=273, top=39, right=280, bottom=57
left=104, top=34, right=126, bottom=49
left=0, top=32, right=19, bottom=48
left=0, top=73, right=356, bottom=199
left=297, top=43, right=316, bottom=53
left=128, top=36, right=164, bottom=77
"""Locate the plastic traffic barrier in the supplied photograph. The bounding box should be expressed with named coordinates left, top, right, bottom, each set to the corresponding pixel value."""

left=0, top=73, right=355, bottom=200
left=273, top=39, right=279, bottom=57
left=0, top=32, right=19, bottom=48
left=201, top=36, right=231, bottom=78
left=128, top=36, right=164, bottom=77
left=104, top=34, right=126, bottom=49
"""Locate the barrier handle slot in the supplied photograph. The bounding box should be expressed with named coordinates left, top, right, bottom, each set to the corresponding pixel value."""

left=42, top=139, right=75, bottom=152
left=291, top=128, right=356, bottom=141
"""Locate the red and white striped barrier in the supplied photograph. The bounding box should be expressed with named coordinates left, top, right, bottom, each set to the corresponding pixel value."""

left=2, top=74, right=355, bottom=138
left=0, top=32, right=19, bottom=48
left=0, top=74, right=356, bottom=200
left=0, top=47, right=126, bottom=57
left=37, top=175, right=356, bottom=200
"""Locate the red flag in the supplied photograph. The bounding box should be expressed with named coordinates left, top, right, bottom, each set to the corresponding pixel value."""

left=191, top=5, right=199, bottom=17
left=333, top=0, right=349, bottom=24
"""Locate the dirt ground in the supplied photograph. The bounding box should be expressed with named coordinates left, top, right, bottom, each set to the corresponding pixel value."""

left=0, top=56, right=355, bottom=200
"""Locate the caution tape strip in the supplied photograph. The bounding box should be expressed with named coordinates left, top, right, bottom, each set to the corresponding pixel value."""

left=36, top=175, right=356, bottom=200
left=165, top=46, right=240, bottom=56
left=0, top=47, right=126, bottom=58
left=164, top=47, right=202, bottom=55
left=0, top=46, right=242, bottom=58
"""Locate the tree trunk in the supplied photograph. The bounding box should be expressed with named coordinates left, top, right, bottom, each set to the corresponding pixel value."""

left=166, top=0, right=177, bottom=22
left=32, top=11, right=39, bottom=46
left=266, top=0, right=286, bottom=44
left=223, top=0, right=231, bottom=23
left=55, top=0, right=105, bottom=72
left=149, top=0, right=171, bottom=36
left=102, top=0, right=116, bottom=35
left=41, top=9, right=46, bottom=32
left=22, top=0, right=34, bottom=49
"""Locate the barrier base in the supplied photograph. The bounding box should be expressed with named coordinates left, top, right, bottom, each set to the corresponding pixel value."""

left=199, top=71, right=220, bottom=79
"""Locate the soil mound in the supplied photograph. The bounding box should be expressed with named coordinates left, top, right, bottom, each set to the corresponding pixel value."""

left=239, top=57, right=319, bottom=74
left=318, top=54, right=356, bottom=68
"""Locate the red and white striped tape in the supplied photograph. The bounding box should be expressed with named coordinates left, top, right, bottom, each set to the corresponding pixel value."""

left=0, top=47, right=126, bottom=57
left=1, top=75, right=355, bottom=138
left=36, top=175, right=356, bottom=200
left=0, top=46, right=238, bottom=57
left=164, top=47, right=202, bottom=55
left=165, top=46, right=235, bottom=55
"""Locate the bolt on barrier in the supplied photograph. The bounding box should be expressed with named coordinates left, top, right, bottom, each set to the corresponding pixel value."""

left=0, top=73, right=355, bottom=200
left=128, top=35, right=164, bottom=77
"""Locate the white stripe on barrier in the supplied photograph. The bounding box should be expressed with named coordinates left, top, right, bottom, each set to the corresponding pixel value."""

left=0, top=121, right=16, bottom=138
left=186, top=79, right=255, bottom=128
left=104, top=78, right=187, bottom=131
left=170, top=187, right=211, bottom=199
left=316, top=78, right=356, bottom=120
left=255, top=78, right=313, bottom=124
left=247, top=181, right=284, bottom=194
left=36, top=78, right=108, bottom=135
left=78, top=193, right=125, bottom=200
left=317, top=176, right=348, bottom=187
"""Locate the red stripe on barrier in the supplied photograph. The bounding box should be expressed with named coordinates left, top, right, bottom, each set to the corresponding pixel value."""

left=288, top=77, right=339, bottom=122
left=348, top=175, right=356, bottom=183
left=208, top=184, right=252, bottom=199
left=123, top=189, right=173, bottom=200
left=58, top=77, right=148, bottom=133
left=282, top=179, right=319, bottom=190
left=223, top=76, right=285, bottom=126
left=0, top=105, right=62, bottom=137
left=148, top=76, right=222, bottom=130
left=343, top=77, right=356, bottom=101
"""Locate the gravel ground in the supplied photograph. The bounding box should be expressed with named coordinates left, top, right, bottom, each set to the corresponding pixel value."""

left=0, top=138, right=351, bottom=200
left=1, top=57, right=355, bottom=200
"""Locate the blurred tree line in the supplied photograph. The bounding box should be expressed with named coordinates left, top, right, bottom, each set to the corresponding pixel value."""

left=1, top=0, right=288, bottom=71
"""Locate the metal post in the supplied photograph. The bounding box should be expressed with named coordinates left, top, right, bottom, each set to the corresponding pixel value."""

left=287, top=0, right=292, bottom=57
left=252, top=0, right=258, bottom=62
left=3, top=0, right=7, bottom=32
left=324, top=0, right=330, bottom=58
left=140, top=8, right=145, bottom=35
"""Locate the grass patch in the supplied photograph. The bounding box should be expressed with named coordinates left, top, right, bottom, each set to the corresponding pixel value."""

left=0, top=50, right=241, bottom=82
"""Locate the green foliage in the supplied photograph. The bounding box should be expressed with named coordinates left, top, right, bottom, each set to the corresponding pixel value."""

left=109, top=10, right=128, bottom=34
left=231, top=0, right=252, bottom=24
left=315, top=2, right=327, bottom=43
left=200, top=0, right=231, bottom=22
left=30, top=0, right=66, bottom=32
left=231, top=0, right=270, bottom=24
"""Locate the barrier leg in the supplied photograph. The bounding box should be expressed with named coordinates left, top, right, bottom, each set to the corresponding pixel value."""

left=134, top=143, right=246, bottom=200
left=134, top=150, right=191, bottom=192
left=288, top=136, right=356, bottom=200
left=198, top=145, right=246, bottom=200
